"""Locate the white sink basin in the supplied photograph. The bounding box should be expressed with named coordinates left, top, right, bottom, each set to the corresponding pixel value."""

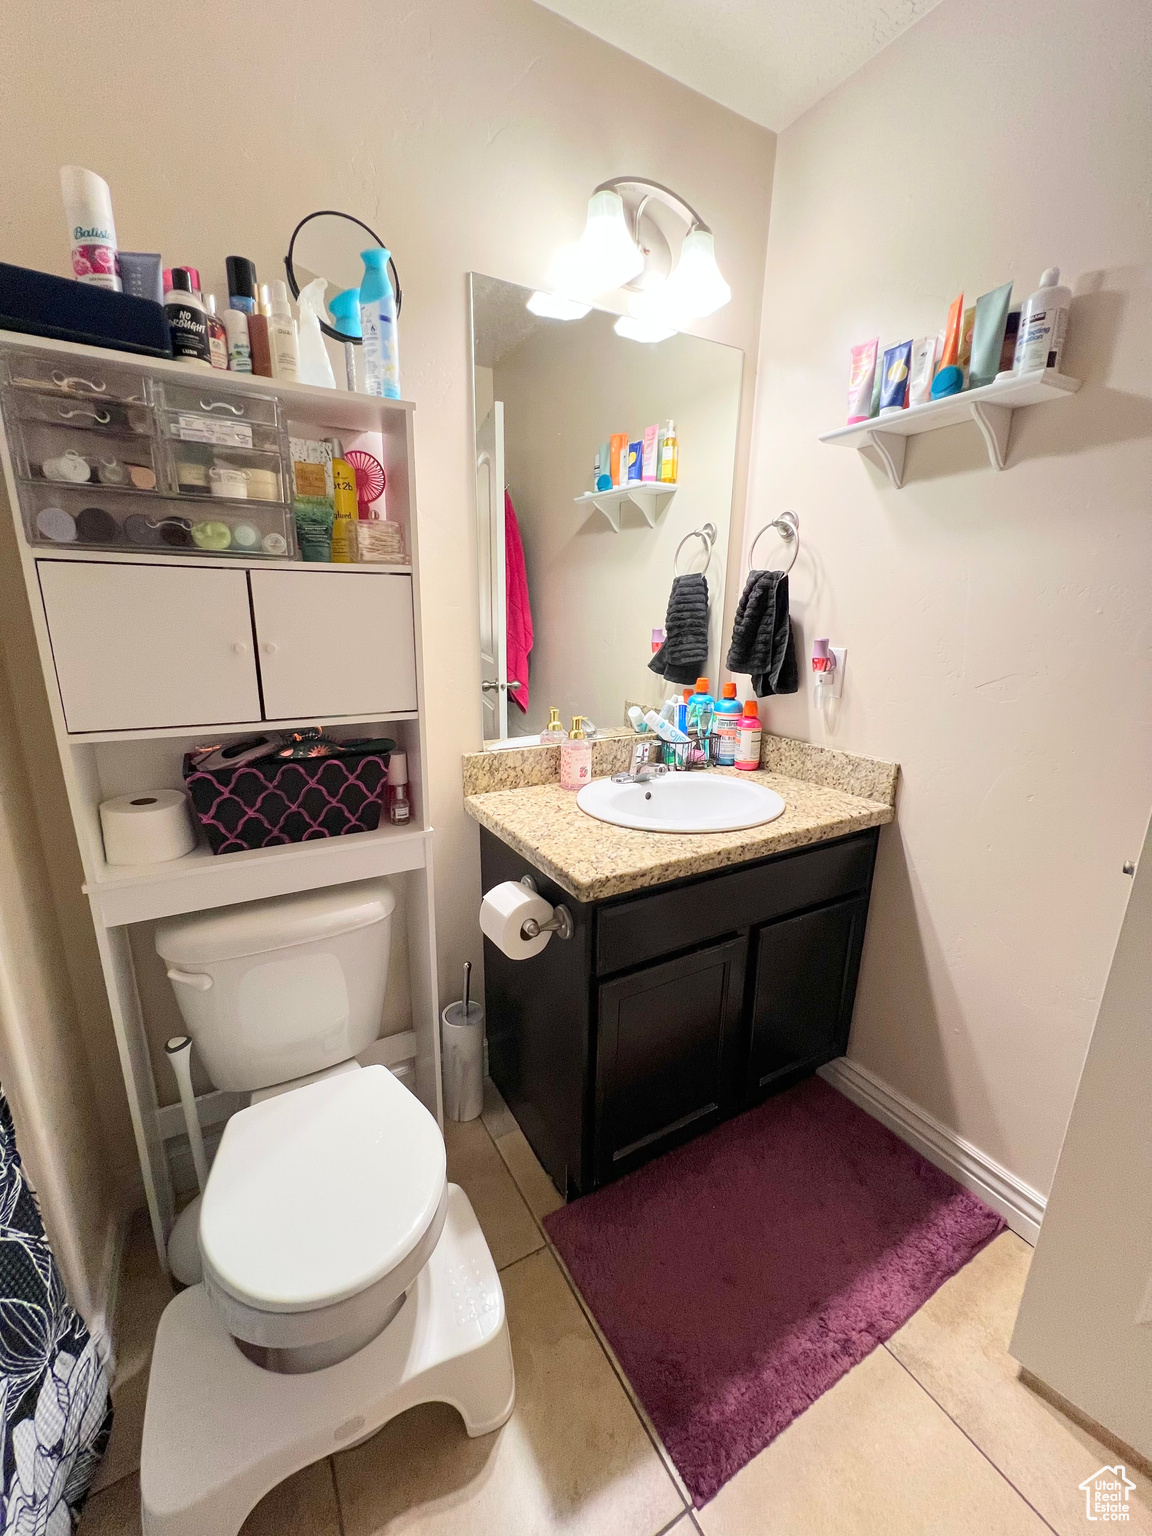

left=576, top=772, right=786, bottom=834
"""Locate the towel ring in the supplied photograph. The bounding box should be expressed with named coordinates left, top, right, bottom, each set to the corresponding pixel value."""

left=748, top=510, right=799, bottom=575
left=673, top=522, right=717, bottom=576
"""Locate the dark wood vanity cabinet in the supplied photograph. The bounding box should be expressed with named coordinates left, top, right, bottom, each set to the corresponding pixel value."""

left=480, top=825, right=880, bottom=1200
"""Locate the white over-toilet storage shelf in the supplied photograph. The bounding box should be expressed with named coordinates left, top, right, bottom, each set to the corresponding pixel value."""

left=0, top=329, right=442, bottom=1269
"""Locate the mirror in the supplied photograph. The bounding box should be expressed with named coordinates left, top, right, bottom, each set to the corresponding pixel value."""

left=470, top=273, right=743, bottom=744
left=284, top=211, right=401, bottom=343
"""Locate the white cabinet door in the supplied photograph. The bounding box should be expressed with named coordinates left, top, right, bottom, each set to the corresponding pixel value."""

left=38, top=560, right=260, bottom=732
left=249, top=569, right=418, bottom=720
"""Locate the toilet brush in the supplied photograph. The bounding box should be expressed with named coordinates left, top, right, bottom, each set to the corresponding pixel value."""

left=164, top=1036, right=209, bottom=1285
left=165, top=1035, right=209, bottom=1190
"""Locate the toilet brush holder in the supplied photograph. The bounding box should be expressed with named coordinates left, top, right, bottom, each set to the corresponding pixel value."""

left=441, top=1000, right=484, bottom=1122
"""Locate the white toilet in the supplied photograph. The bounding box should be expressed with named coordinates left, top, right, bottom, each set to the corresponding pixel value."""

left=140, top=879, right=515, bottom=1536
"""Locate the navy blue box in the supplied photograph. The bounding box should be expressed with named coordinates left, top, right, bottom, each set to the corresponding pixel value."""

left=0, top=262, right=173, bottom=358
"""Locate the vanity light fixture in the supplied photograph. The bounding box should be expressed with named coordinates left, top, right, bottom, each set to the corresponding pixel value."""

left=529, top=178, right=732, bottom=340
left=525, top=291, right=591, bottom=320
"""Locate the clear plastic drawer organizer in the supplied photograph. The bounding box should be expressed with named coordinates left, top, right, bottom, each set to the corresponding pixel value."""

left=0, top=347, right=296, bottom=558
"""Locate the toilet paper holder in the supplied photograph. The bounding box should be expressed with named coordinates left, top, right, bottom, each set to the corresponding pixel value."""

left=518, top=876, right=573, bottom=941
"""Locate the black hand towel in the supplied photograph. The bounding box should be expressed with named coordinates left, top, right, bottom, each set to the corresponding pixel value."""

left=726, top=570, right=798, bottom=697
left=649, top=573, right=710, bottom=687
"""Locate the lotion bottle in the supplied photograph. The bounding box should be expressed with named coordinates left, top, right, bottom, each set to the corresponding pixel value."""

left=1014, top=267, right=1071, bottom=374
left=267, top=279, right=300, bottom=382
left=560, top=716, right=592, bottom=791
left=658, top=419, right=678, bottom=483
left=164, top=269, right=211, bottom=366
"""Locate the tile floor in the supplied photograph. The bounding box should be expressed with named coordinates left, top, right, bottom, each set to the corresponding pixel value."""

left=83, top=1081, right=1151, bottom=1535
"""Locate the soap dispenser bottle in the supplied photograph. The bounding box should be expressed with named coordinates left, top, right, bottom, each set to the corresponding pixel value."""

left=540, top=708, right=565, bottom=745
left=560, top=716, right=592, bottom=791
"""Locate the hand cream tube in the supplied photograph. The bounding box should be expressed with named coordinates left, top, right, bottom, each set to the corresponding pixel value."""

left=847, top=338, right=879, bottom=424
left=939, top=294, right=964, bottom=367
left=878, top=340, right=912, bottom=414
left=907, top=336, right=937, bottom=406
left=968, top=281, right=1013, bottom=391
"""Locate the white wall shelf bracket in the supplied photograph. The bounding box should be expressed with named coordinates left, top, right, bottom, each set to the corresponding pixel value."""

left=969, top=400, right=1012, bottom=471
left=575, top=483, right=677, bottom=529
left=864, top=429, right=906, bottom=490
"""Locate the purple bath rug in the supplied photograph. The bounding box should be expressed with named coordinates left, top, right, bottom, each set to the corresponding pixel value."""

left=544, top=1075, right=1004, bottom=1506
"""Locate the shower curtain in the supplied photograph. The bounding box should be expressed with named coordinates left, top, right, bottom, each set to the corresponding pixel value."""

left=0, top=1086, right=111, bottom=1532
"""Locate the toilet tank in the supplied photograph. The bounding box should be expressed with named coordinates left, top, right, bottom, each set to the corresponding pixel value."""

left=155, top=879, right=396, bottom=1092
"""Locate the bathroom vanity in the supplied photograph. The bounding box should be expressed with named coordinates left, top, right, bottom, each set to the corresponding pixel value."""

left=466, top=740, right=897, bottom=1198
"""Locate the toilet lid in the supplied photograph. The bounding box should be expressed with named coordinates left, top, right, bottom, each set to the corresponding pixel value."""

left=200, top=1065, right=446, bottom=1313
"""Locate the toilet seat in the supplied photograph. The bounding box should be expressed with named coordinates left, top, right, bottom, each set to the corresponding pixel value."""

left=200, top=1065, right=446, bottom=1368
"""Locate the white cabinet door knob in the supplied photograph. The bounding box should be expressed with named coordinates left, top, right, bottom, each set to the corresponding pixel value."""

left=261, top=641, right=279, bottom=655
left=232, top=641, right=249, bottom=656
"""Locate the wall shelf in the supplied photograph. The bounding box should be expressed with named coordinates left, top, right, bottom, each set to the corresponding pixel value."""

left=819, top=369, right=1080, bottom=488
left=574, top=482, right=677, bottom=530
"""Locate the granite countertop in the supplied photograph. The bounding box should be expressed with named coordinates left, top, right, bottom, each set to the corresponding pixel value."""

left=463, top=735, right=898, bottom=903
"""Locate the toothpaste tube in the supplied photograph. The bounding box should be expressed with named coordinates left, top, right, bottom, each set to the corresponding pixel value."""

left=644, top=710, right=689, bottom=744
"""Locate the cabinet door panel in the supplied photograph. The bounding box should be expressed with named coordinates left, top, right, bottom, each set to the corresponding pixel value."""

left=249, top=569, right=417, bottom=720
left=38, top=560, right=260, bottom=732
left=596, top=935, right=745, bottom=1181
left=748, top=895, right=869, bottom=1093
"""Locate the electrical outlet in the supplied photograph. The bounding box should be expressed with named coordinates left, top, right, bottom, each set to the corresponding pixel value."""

left=814, top=645, right=847, bottom=700
left=828, top=646, right=847, bottom=698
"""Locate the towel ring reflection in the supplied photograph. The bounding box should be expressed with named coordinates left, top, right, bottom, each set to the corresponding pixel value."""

left=748, top=510, right=799, bottom=575
left=673, top=522, right=717, bottom=576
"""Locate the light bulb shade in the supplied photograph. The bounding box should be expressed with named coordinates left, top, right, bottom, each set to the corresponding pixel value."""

left=614, top=314, right=677, bottom=344
left=549, top=190, right=644, bottom=299
left=664, top=227, right=731, bottom=320
left=526, top=291, right=592, bottom=320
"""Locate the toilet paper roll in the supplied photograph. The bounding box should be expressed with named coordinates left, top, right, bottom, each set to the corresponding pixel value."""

left=479, top=880, right=554, bottom=960
left=99, top=790, right=197, bottom=866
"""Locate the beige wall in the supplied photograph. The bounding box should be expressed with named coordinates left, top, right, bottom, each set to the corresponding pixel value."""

left=1010, top=812, right=1152, bottom=1457
left=745, top=0, right=1152, bottom=1195
left=0, top=1, right=774, bottom=1186
left=494, top=309, right=743, bottom=733
left=0, top=659, right=116, bottom=1328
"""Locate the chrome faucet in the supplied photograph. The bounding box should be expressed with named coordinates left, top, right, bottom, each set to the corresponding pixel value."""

left=613, top=740, right=668, bottom=784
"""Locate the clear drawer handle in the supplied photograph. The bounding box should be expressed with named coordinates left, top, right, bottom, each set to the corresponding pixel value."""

left=51, top=370, right=107, bottom=395
left=232, top=641, right=249, bottom=655
left=199, top=398, right=243, bottom=415
left=166, top=968, right=213, bottom=992
left=261, top=641, right=278, bottom=655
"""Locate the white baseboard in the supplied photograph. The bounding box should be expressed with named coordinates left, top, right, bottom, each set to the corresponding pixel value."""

left=818, top=1057, right=1046, bottom=1245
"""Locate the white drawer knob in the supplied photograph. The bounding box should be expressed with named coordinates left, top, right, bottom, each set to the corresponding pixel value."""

left=262, top=641, right=279, bottom=655
left=232, top=641, right=248, bottom=656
